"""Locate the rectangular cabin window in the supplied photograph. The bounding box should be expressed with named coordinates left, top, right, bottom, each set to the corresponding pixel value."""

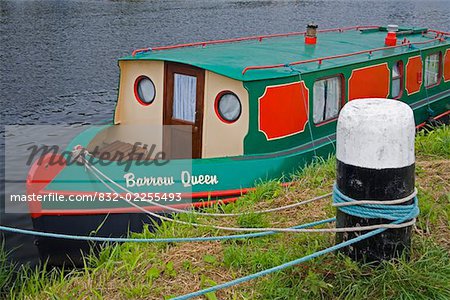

left=424, top=53, right=441, bottom=87
left=313, top=76, right=342, bottom=124
left=173, top=73, right=197, bottom=123
left=392, top=61, right=403, bottom=99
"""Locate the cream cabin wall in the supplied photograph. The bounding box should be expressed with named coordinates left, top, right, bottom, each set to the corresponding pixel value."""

left=114, top=60, right=164, bottom=151
left=202, top=71, right=249, bottom=158
left=115, top=60, right=164, bottom=125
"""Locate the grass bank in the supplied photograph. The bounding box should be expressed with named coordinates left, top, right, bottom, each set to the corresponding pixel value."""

left=1, top=126, right=449, bottom=299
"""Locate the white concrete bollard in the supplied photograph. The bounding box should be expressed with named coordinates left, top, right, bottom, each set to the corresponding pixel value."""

left=335, top=98, right=416, bottom=262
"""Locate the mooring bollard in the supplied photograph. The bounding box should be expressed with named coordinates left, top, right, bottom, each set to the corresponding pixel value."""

left=335, top=98, right=416, bottom=262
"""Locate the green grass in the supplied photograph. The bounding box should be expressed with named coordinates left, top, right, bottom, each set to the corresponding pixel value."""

left=1, top=126, right=449, bottom=299
left=253, top=239, right=450, bottom=300
left=416, top=125, right=450, bottom=158
left=0, top=245, right=15, bottom=297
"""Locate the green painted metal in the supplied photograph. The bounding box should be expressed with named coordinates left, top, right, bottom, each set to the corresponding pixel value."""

left=243, top=43, right=450, bottom=154
left=37, top=28, right=450, bottom=212
left=122, top=28, right=445, bottom=81
left=42, top=130, right=329, bottom=210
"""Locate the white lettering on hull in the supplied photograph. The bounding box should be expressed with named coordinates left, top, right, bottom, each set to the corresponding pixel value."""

left=124, top=172, right=175, bottom=188
left=181, top=171, right=219, bottom=187
left=123, top=171, right=219, bottom=188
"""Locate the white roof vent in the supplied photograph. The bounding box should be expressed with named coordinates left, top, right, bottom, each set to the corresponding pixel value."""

left=387, top=24, right=399, bottom=32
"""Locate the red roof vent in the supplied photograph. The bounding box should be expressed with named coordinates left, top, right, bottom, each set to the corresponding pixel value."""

left=385, top=24, right=398, bottom=46
left=305, top=23, right=318, bottom=45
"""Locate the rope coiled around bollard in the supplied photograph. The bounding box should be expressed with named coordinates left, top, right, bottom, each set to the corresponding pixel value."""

left=333, top=184, right=419, bottom=222
left=1, top=171, right=419, bottom=299
left=171, top=185, right=419, bottom=300
left=77, top=153, right=417, bottom=233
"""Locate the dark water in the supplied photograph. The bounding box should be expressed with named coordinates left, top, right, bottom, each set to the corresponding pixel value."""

left=1, top=0, right=449, bottom=265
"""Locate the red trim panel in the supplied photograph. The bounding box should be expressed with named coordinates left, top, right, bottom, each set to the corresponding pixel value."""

left=405, top=56, right=423, bottom=95
left=258, top=82, right=309, bottom=140
left=349, top=63, right=390, bottom=100
left=434, top=110, right=450, bottom=120
left=444, top=49, right=450, bottom=82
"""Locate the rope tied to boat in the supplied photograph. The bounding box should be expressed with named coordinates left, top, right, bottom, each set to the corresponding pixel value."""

left=0, top=147, right=419, bottom=300
left=172, top=186, right=419, bottom=300
left=73, top=149, right=418, bottom=232
left=74, top=148, right=419, bottom=299
left=73, top=146, right=333, bottom=217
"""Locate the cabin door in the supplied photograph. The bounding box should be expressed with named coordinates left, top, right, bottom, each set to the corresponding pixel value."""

left=163, top=62, right=205, bottom=159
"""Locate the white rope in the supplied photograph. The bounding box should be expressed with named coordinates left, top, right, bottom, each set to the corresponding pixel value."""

left=333, top=188, right=418, bottom=207
left=77, top=150, right=416, bottom=233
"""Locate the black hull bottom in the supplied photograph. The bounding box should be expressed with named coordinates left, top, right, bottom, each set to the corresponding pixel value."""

left=32, top=213, right=165, bottom=267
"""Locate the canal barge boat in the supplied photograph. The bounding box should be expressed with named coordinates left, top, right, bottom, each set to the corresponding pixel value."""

left=27, top=25, right=450, bottom=264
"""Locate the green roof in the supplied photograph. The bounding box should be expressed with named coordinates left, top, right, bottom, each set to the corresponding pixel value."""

left=121, top=27, right=447, bottom=81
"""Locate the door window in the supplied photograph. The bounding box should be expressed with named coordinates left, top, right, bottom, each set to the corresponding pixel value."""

left=173, top=73, right=197, bottom=123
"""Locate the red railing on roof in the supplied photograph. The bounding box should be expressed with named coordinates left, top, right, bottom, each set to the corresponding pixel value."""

left=131, top=25, right=380, bottom=56
left=241, top=36, right=447, bottom=75
left=427, top=29, right=450, bottom=36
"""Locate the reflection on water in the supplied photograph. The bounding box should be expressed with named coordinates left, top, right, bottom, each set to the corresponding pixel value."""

left=1, top=0, right=449, bottom=265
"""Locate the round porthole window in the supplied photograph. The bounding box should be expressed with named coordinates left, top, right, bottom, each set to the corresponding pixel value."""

left=215, top=92, right=242, bottom=123
left=134, top=76, right=156, bottom=105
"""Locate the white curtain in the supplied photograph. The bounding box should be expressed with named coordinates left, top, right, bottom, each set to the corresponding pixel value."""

left=313, top=77, right=341, bottom=123
left=313, top=80, right=325, bottom=124
left=424, top=54, right=439, bottom=87
left=173, top=73, right=197, bottom=123
left=325, top=77, right=340, bottom=120
left=392, top=63, right=401, bottom=98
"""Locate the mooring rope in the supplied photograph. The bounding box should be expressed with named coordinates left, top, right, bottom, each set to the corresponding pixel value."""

left=333, top=187, right=418, bottom=207
left=0, top=218, right=336, bottom=243
left=172, top=186, right=419, bottom=300
left=172, top=218, right=414, bottom=300
left=333, top=185, right=419, bottom=221
left=0, top=183, right=419, bottom=299
left=1, top=151, right=419, bottom=300
left=81, top=156, right=417, bottom=233
left=0, top=184, right=419, bottom=299
left=298, top=71, right=318, bottom=158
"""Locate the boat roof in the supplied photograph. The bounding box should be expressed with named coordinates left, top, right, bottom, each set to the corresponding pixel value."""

left=121, top=26, right=449, bottom=82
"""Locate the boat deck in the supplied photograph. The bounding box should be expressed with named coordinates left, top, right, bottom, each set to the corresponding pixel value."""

left=91, top=140, right=152, bottom=161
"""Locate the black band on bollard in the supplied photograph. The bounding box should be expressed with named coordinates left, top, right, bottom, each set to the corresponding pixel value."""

left=335, top=160, right=415, bottom=262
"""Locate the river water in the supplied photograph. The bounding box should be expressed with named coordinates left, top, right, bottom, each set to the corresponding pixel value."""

left=1, top=0, right=449, bottom=265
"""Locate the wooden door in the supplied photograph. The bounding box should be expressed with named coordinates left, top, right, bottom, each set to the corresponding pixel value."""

left=164, top=62, right=205, bottom=159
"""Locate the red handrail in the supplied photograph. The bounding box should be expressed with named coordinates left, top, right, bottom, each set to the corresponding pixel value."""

left=241, top=37, right=446, bottom=75
left=427, top=29, right=450, bottom=36
left=131, top=25, right=380, bottom=56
